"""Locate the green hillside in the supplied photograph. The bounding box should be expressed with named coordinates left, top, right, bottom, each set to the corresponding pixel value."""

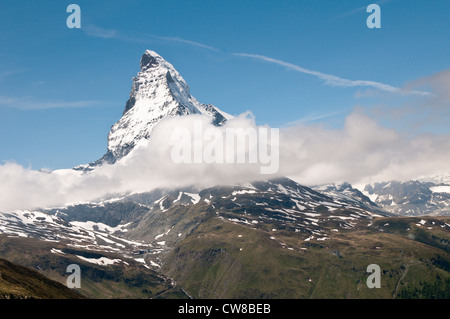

left=162, top=216, right=450, bottom=299
left=0, top=257, right=85, bottom=299
left=0, top=235, right=187, bottom=299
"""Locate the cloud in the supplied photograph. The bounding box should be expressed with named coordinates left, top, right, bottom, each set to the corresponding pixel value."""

left=84, top=24, right=219, bottom=52
left=149, top=35, right=220, bottom=52
left=281, top=110, right=346, bottom=127
left=359, top=69, right=450, bottom=134
left=0, top=111, right=449, bottom=212
left=337, top=0, right=392, bottom=18
left=0, top=96, right=104, bottom=110
left=407, top=68, right=450, bottom=103
left=233, top=53, right=431, bottom=97
left=0, top=114, right=270, bottom=211
left=279, top=111, right=450, bottom=185
left=84, top=24, right=119, bottom=39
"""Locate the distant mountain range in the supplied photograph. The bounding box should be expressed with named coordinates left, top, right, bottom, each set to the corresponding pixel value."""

left=361, top=174, right=450, bottom=216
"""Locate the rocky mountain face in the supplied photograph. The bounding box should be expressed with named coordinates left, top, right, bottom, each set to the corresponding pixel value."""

left=76, top=50, right=231, bottom=170
left=312, top=182, right=383, bottom=212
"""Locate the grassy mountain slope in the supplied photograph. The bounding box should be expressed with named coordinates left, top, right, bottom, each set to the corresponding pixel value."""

left=162, top=216, right=450, bottom=298
left=0, top=235, right=187, bottom=299
left=0, top=257, right=85, bottom=299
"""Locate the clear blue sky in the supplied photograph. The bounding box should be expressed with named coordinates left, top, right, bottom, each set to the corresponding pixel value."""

left=0, top=0, right=449, bottom=170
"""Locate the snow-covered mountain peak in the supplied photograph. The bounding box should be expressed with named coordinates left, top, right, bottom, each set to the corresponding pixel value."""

left=124, top=50, right=191, bottom=114
left=139, top=50, right=175, bottom=73
left=78, top=50, right=232, bottom=169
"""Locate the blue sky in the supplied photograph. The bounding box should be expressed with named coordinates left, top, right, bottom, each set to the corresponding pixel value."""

left=0, top=0, right=449, bottom=170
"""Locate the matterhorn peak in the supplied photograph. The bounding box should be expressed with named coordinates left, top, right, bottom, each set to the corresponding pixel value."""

left=140, top=50, right=165, bottom=71
left=76, top=50, right=232, bottom=170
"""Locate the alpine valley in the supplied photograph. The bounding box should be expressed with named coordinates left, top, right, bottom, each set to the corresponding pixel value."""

left=0, top=51, right=449, bottom=299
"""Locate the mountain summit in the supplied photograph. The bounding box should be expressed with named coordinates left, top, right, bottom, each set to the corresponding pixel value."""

left=78, top=50, right=231, bottom=169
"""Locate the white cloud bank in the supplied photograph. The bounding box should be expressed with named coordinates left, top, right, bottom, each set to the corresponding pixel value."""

left=0, top=110, right=449, bottom=212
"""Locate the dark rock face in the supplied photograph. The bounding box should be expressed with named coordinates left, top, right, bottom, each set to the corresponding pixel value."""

left=203, top=103, right=226, bottom=125
left=122, top=96, right=136, bottom=116
left=140, top=51, right=159, bottom=71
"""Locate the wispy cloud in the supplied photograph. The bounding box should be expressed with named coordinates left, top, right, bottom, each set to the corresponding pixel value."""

left=84, top=24, right=430, bottom=97
left=149, top=34, right=220, bottom=52
left=338, top=0, right=392, bottom=18
left=0, top=96, right=104, bottom=110
left=282, top=110, right=346, bottom=127
left=408, top=68, right=450, bottom=102
left=84, top=24, right=219, bottom=52
left=232, top=53, right=431, bottom=96
left=0, top=69, right=25, bottom=81
left=372, top=69, right=450, bottom=134
left=84, top=24, right=119, bottom=39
